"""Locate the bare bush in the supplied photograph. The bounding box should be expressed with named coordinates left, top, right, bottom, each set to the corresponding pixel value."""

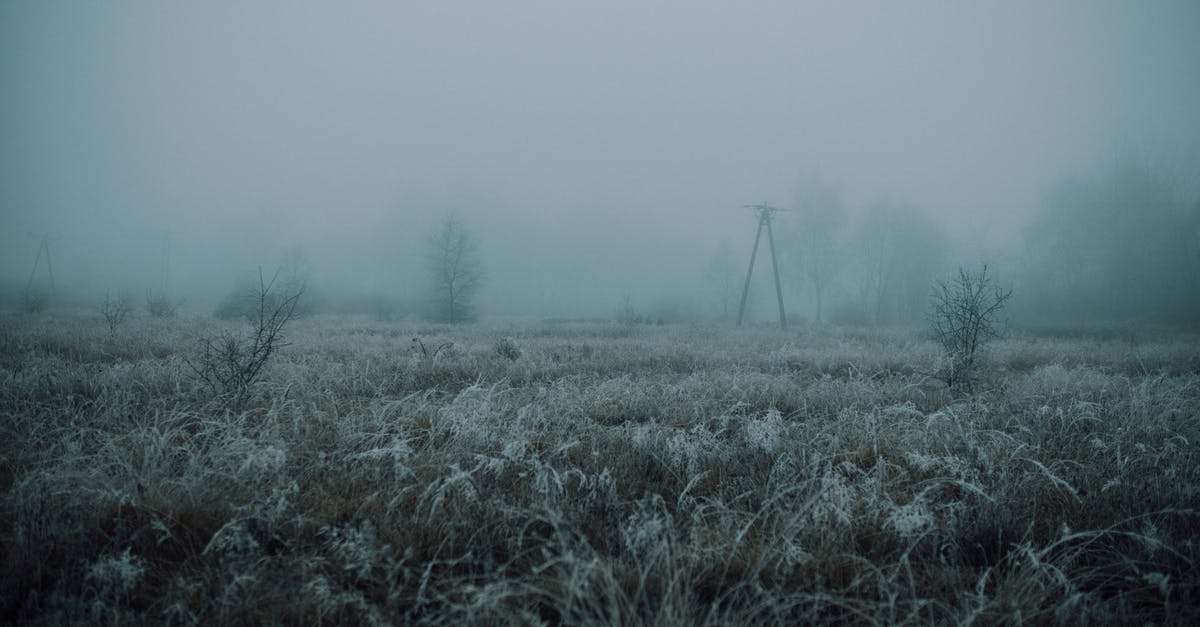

left=493, top=336, right=521, bottom=361
left=145, top=292, right=178, bottom=318
left=615, top=295, right=643, bottom=327
left=20, top=288, right=46, bottom=314
left=191, top=268, right=303, bottom=407
left=217, top=250, right=312, bottom=321
left=411, top=336, right=454, bottom=364
left=99, top=291, right=133, bottom=334
left=927, top=264, right=1012, bottom=387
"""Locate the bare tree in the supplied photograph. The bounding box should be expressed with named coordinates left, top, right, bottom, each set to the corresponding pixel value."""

left=790, top=170, right=845, bottom=324
left=99, top=290, right=133, bottom=334
left=279, top=245, right=313, bottom=312
left=853, top=204, right=896, bottom=326
left=927, top=264, right=1012, bottom=388
left=216, top=248, right=311, bottom=321
left=703, top=242, right=740, bottom=321
left=1022, top=154, right=1200, bottom=324
left=852, top=202, right=948, bottom=325
left=145, top=292, right=179, bottom=318
left=426, top=216, right=486, bottom=323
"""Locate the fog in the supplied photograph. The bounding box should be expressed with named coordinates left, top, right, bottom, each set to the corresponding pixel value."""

left=3, top=1, right=1198, bottom=323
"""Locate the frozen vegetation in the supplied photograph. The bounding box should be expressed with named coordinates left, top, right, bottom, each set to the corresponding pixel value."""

left=2, top=313, right=1198, bottom=624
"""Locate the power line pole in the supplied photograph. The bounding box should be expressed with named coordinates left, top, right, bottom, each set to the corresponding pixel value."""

left=25, top=232, right=59, bottom=295
left=735, top=204, right=788, bottom=330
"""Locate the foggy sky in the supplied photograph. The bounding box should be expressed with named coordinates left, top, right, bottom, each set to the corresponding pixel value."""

left=3, top=1, right=1199, bottom=317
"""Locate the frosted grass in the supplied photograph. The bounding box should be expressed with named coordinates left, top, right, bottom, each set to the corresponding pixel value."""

left=2, top=313, right=1198, bottom=624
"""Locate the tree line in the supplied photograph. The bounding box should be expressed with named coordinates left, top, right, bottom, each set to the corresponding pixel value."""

left=708, top=157, right=1198, bottom=329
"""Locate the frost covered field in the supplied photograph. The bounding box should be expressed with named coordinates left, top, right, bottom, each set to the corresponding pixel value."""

left=2, top=313, right=1198, bottom=625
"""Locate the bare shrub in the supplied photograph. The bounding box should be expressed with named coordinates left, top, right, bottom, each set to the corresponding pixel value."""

left=615, top=295, right=643, bottom=327
left=493, top=336, right=521, bottom=361
left=99, top=290, right=133, bottom=334
left=21, top=288, right=47, bottom=314
left=191, top=268, right=303, bottom=407
left=411, top=336, right=454, bottom=363
left=145, top=292, right=178, bottom=318
left=217, top=250, right=312, bottom=321
left=926, top=264, right=1012, bottom=387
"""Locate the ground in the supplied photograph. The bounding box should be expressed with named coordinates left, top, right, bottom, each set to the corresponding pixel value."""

left=2, top=313, right=1198, bottom=625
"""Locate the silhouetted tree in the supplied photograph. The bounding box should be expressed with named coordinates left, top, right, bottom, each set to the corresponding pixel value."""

left=789, top=170, right=846, bottom=324
left=1021, top=155, right=1200, bottom=325
left=192, top=267, right=304, bottom=409
left=215, top=249, right=311, bottom=321
left=426, top=216, right=485, bottom=323
left=99, top=290, right=132, bottom=334
left=703, top=242, right=740, bottom=321
left=852, top=201, right=948, bottom=325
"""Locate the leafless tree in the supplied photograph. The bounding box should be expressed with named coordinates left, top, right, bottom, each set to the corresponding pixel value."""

left=1022, top=154, right=1200, bottom=324
left=216, top=248, right=311, bottom=321
left=703, top=243, right=740, bottom=321
left=145, top=292, right=178, bottom=318
left=100, top=290, right=133, bottom=334
left=853, top=202, right=948, bottom=325
left=790, top=170, right=846, bottom=324
left=927, top=264, right=1012, bottom=388
left=20, top=289, right=46, bottom=314
left=426, top=216, right=485, bottom=323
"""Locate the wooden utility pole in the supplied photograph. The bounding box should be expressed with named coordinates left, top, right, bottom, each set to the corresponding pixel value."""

left=735, top=204, right=787, bottom=330
left=25, top=233, right=58, bottom=295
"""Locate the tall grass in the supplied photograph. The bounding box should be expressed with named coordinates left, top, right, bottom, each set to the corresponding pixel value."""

left=2, top=313, right=1197, bottom=624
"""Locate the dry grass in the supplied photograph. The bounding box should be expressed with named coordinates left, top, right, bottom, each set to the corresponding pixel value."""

left=2, top=313, right=1198, bottom=625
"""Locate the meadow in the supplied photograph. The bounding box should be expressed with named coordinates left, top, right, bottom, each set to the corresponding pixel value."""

left=1, top=313, right=1198, bottom=625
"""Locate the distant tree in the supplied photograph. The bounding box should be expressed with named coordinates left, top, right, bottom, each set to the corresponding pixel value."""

left=99, top=290, right=133, bottom=334
left=890, top=209, right=950, bottom=322
left=20, top=288, right=47, bottom=314
left=278, top=245, right=315, bottom=316
left=854, top=204, right=894, bottom=326
left=615, top=295, right=643, bottom=327
left=852, top=201, right=948, bottom=325
left=1022, top=154, right=1200, bottom=325
left=145, top=292, right=179, bottom=318
left=703, top=242, right=740, bottom=321
left=426, top=216, right=486, bottom=323
left=1188, top=198, right=1200, bottom=310
left=216, top=249, right=312, bottom=321
left=789, top=170, right=846, bottom=324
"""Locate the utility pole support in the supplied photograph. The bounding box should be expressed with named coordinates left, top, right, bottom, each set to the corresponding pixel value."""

left=735, top=204, right=788, bottom=330
left=735, top=219, right=764, bottom=327
left=25, top=233, right=58, bottom=295
left=765, top=215, right=786, bottom=330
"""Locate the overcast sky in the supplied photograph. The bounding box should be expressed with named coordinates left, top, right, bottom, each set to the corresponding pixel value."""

left=2, top=1, right=1198, bottom=316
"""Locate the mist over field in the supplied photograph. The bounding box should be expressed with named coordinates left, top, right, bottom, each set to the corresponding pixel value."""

left=3, top=1, right=1197, bottom=324
left=4, top=2, right=1200, bottom=625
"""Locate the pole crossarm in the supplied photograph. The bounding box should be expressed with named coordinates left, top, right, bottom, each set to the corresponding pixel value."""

left=742, top=203, right=786, bottom=220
